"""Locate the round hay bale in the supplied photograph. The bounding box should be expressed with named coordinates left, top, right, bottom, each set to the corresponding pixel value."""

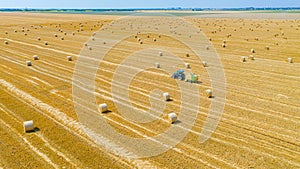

left=208, top=37, right=212, bottom=41
left=205, top=89, right=213, bottom=98
left=54, top=34, right=58, bottom=37
left=241, top=56, right=246, bottom=62
left=147, top=34, right=150, bottom=38
left=67, top=56, right=72, bottom=61
left=33, top=55, right=39, bottom=60
left=153, top=38, right=156, bottom=42
left=23, top=120, right=34, bottom=133
left=139, top=41, right=143, bottom=44
left=265, top=46, right=270, bottom=50
left=223, top=40, right=226, bottom=44
left=155, top=63, right=160, bottom=68
left=5, top=31, right=8, bottom=34
left=186, top=53, right=190, bottom=57
left=4, top=41, right=8, bottom=45
left=288, top=58, right=293, bottom=63
left=26, top=61, right=32, bottom=66
left=14, top=30, right=17, bottom=33
left=64, top=32, right=67, bottom=35
left=255, top=37, right=259, bottom=41
left=24, top=33, right=27, bottom=36
left=206, top=45, right=210, bottom=50
left=61, top=37, right=64, bottom=40
left=72, top=32, right=75, bottom=36
left=84, top=43, right=88, bottom=46
left=159, top=52, right=163, bottom=56
left=251, top=49, right=255, bottom=53
left=202, top=61, right=208, bottom=67
left=44, top=42, right=48, bottom=45
left=88, top=46, right=92, bottom=50
left=163, top=92, right=170, bottom=101
left=222, top=43, right=226, bottom=48
left=37, top=37, right=41, bottom=41
left=168, top=113, right=177, bottom=124
left=98, top=103, right=108, bottom=113
left=185, top=63, right=190, bottom=69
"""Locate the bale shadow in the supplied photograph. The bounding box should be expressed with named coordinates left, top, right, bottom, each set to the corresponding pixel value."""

left=166, top=99, right=174, bottom=102
left=102, top=110, right=112, bottom=114
left=173, top=120, right=182, bottom=125
left=26, top=127, right=40, bottom=133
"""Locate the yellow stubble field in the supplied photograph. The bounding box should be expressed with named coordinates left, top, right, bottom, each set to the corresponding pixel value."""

left=0, top=12, right=299, bottom=168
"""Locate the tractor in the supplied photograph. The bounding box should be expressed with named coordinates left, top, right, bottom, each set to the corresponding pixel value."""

left=171, top=69, right=185, bottom=80
left=171, top=69, right=199, bottom=83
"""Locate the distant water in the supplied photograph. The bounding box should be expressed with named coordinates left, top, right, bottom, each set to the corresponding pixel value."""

left=26, top=10, right=212, bottom=17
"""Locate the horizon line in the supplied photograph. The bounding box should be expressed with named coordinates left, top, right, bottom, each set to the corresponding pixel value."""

left=0, top=7, right=300, bottom=10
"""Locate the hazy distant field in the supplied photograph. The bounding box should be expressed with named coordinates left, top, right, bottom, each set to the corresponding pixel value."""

left=2, top=9, right=300, bottom=17
left=0, top=11, right=299, bottom=168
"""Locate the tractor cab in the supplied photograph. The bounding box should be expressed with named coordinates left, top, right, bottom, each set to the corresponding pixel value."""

left=171, top=69, right=185, bottom=81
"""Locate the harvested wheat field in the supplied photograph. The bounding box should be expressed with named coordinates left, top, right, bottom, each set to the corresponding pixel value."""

left=0, top=12, right=299, bottom=168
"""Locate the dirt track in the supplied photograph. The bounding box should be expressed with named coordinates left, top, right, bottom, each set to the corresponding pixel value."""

left=0, top=12, right=299, bottom=168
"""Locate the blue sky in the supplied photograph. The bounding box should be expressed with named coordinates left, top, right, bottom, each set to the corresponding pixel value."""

left=0, top=0, right=299, bottom=9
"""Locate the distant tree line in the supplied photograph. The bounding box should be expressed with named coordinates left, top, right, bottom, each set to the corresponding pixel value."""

left=0, top=7, right=299, bottom=12
left=192, top=7, right=300, bottom=11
